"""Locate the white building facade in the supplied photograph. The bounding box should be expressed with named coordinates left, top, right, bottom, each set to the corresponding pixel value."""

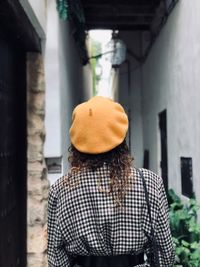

left=117, top=0, right=200, bottom=202
left=44, top=0, right=93, bottom=184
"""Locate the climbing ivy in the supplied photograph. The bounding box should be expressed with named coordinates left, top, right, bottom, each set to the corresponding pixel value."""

left=168, top=189, right=200, bottom=267
left=56, top=0, right=69, bottom=20
left=55, top=0, right=88, bottom=65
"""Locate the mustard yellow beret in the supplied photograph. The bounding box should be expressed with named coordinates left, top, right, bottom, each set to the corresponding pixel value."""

left=69, top=96, right=128, bottom=154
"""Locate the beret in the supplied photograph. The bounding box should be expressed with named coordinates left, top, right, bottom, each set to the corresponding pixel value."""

left=69, top=96, right=128, bottom=154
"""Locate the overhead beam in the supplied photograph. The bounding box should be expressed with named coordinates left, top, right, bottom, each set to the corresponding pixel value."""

left=83, top=3, right=152, bottom=8
left=86, top=16, right=152, bottom=24
left=81, top=0, right=165, bottom=32
left=83, top=4, right=154, bottom=13
left=85, top=23, right=150, bottom=31
left=86, top=15, right=153, bottom=21
left=82, top=0, right=153, bottom=5
left=84, top=7, right=154, bottom=17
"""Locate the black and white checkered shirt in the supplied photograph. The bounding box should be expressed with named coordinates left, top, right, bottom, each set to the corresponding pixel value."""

left=47, top=166, right=175, bottom=267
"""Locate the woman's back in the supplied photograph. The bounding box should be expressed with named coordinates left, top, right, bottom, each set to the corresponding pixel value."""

left=47, top=166, right=175, bottom=266
left=47, top=96, right=175, bottom=267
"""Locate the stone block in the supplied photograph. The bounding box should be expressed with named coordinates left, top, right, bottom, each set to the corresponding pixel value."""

left=28, top=143, right=43, bottom=162
left=28, top=91, right=45, bottom=113
left=28, top=162, right=45, bottom=176
left=27, top=115, right=45, bottom=136
left=27, top=52, right=48, bottom=267
left=27, top=252, right=47, bottom=267
left=27, top=199, right=47, bottom=226
left=27, top=53, right=45, bottom=94
left=27, top=225, right=47, bottom=254
left=28, top=177, right=50, bottom=201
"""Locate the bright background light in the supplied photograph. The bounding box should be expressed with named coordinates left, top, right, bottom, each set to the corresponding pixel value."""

left=89, top=30, right=112, bottom=47
left=89, top=30, right=114, bottom=98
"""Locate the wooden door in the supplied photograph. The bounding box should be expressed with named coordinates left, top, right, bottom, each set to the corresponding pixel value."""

left=0, top=34, right=27, bottom=267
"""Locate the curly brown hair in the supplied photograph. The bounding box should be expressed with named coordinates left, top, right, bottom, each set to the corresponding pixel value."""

left=68, top=140, right=134, bottom=206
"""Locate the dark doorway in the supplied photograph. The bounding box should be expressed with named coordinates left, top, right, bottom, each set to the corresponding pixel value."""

left=143, top=149, right=150, bottom=169
left=0, top=1, right=41, bottom=266
left=159, top=109, right=168, bottom=191
left=181, top=157, right=193, bottom=198
left=0, top=34, right=27, bottom=267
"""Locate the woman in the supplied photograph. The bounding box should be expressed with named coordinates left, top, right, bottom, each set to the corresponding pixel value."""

left=47, top=96, right=175, bottom=267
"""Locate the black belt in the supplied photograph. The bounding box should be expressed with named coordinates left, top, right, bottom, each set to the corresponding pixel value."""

left=73, top=253, right=144, bottom=267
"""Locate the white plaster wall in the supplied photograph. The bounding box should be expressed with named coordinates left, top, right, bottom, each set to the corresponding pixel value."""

left=118, top=32, right=144, bottom=168
left=44, top=0, right=61, bottom=157
left=142, top=0, right=200, bottom=200
left=44, top=0, right=62, bottom=184
left=59, top=20, right=93, bottom=176
left=44, top=0, right=92, bottom=184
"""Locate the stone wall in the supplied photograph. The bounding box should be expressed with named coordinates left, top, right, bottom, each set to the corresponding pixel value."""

left=27, top=53, right=50, bottom=267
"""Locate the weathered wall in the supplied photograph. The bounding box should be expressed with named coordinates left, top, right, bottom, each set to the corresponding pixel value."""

left=44, top=0, right=93, bottom=184
left=44, top=0, right=61, bottom=160
left=17, top=1, right=49, bottom=266
left=59, top=19, right=93, bottom=180
left=118, top=32, right=144, bottom=168
left=27, top=53, right=50, bottom=267
left=142, top=0, right=200, bottom=200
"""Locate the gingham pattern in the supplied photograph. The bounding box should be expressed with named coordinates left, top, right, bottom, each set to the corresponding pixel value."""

left=47, top=166, right=175, bottom=267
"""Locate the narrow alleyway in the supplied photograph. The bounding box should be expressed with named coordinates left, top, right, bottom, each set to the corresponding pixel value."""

left=1, top=1, right=200, bottom=267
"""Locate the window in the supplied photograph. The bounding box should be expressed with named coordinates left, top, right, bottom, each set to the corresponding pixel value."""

left=181, top=157, right=193, bottom=198
left=45, top=157, right=62, bottom=174
left=143, top=149, right=149, bottom=169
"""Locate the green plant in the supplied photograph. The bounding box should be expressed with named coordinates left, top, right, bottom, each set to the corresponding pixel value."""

left=168, top=189, right=200, bottom=267
left=56, top=0, right=69, bottom=20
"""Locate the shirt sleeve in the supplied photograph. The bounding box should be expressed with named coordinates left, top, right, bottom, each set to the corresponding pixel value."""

left=47, top=186, right=71, bottom=267
left=153, top=177, right=175, bottom=267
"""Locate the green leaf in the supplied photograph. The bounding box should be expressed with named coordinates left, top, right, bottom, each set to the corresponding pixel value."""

left=181, top=240, right=190, bottom=247
left=169, top=189, right=200, bottom=266
left=56, top=0, right=69, bottom=20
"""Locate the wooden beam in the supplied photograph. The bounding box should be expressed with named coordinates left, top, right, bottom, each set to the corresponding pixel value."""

left=86, top=15, right=153, bottom=21
left=84, top=6, right=154, bottom=16
left=85, top=22, right=150, bottom=31
left=83, top=3, right=153, bottom=10
left=86, top=16, right=153, bottom=25
left=82, top=0, right=153, bottom=5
